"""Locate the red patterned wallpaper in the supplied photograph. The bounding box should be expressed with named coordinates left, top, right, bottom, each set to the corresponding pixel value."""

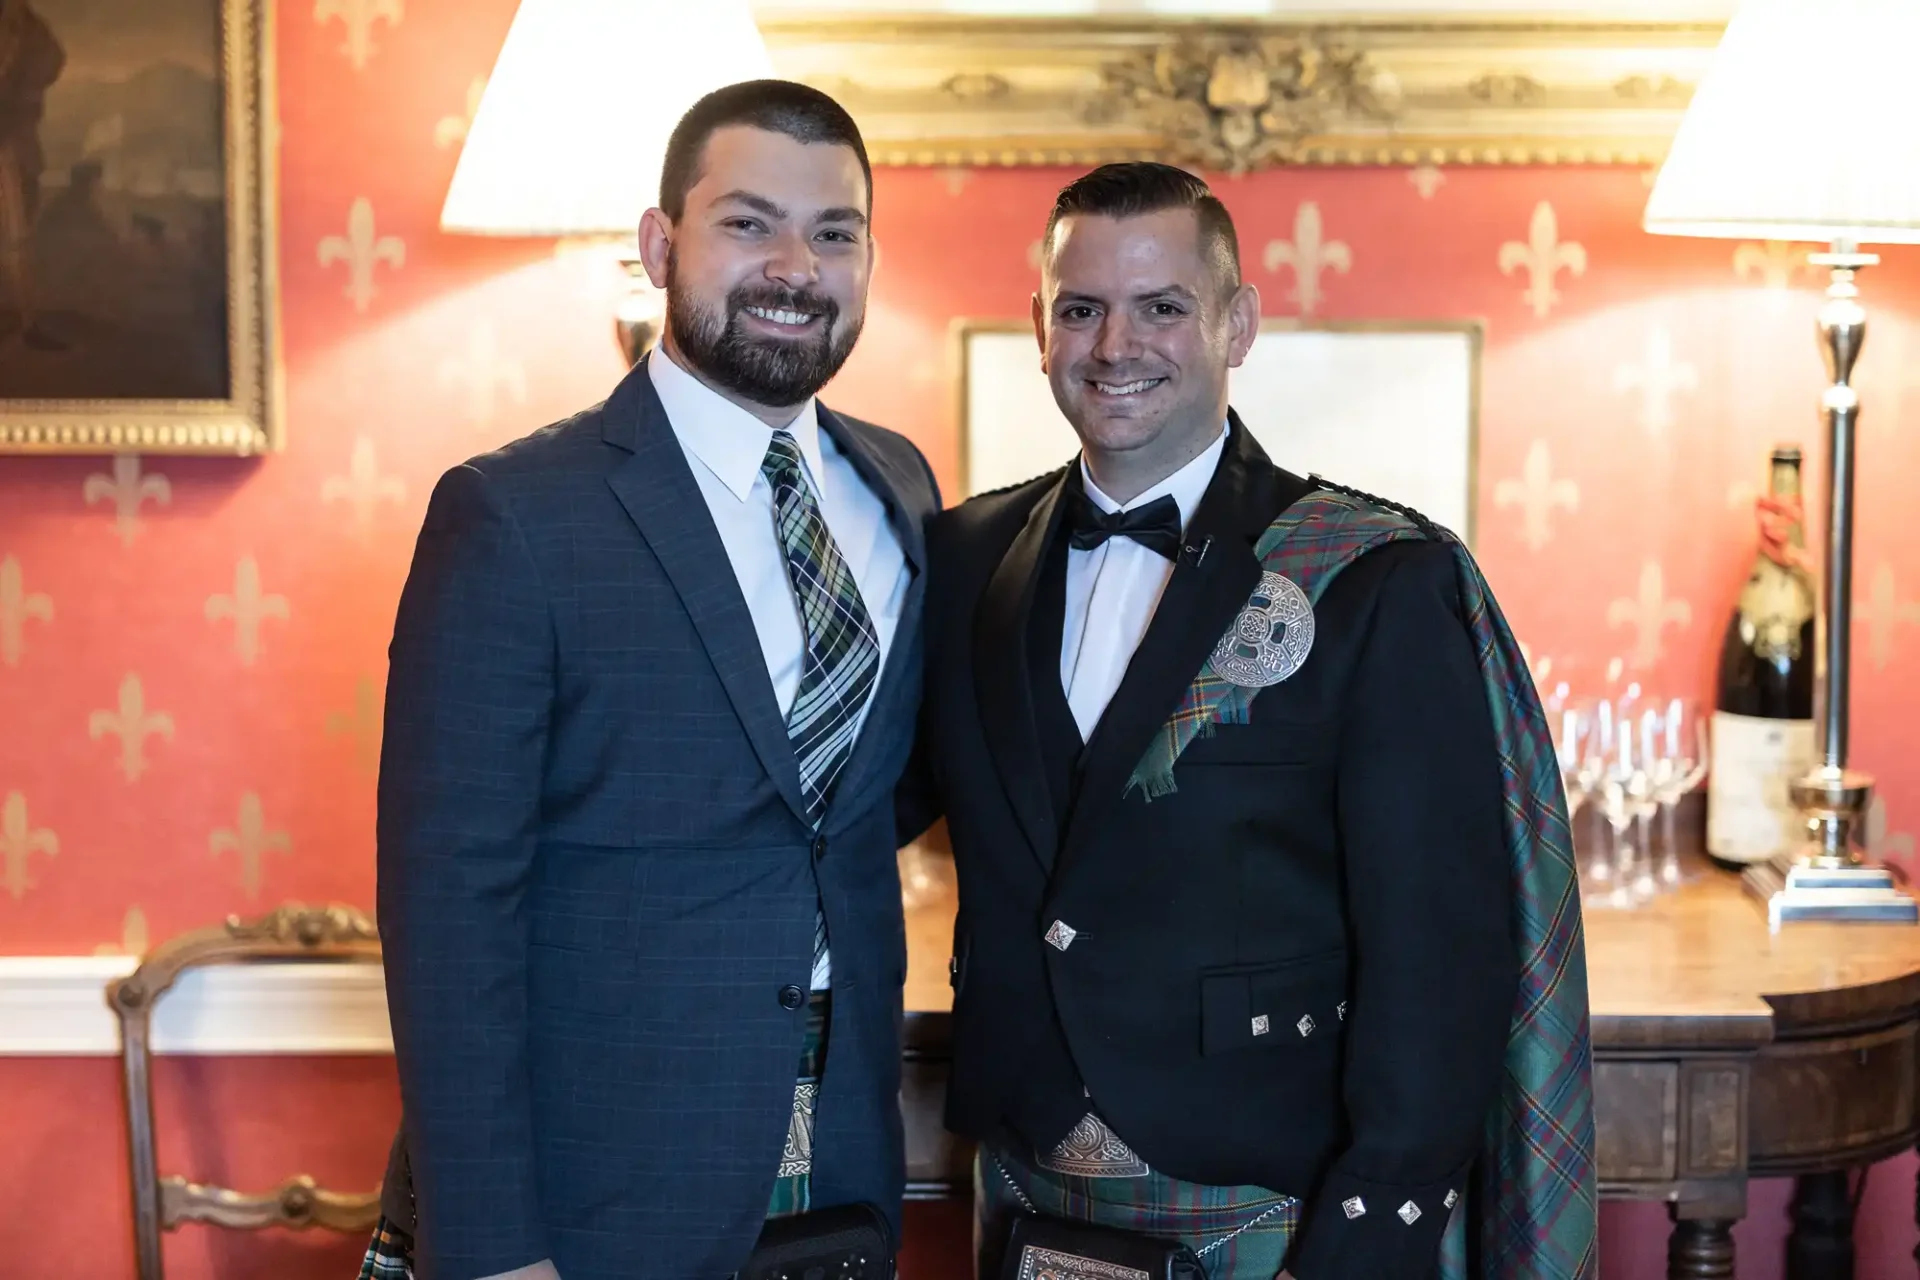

left=3, top=0, right=1920, bottom=1275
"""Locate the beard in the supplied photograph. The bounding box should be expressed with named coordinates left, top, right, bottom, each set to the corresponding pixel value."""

left=665, top=250, right=862, bottom=406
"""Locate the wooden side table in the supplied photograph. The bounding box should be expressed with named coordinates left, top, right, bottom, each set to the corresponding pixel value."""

left=900, top=862, right=1920, bottom=1280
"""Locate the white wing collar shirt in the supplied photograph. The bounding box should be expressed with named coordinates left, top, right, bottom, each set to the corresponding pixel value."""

left=1060, top=424, right=1229, bottom=742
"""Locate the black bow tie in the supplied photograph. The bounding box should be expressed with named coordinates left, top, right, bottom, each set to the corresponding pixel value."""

left=1066, top=490, right=1184, bottom=560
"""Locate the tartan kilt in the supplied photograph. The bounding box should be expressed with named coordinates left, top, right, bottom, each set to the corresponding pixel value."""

left=975, top=1138, right=1299, bottom=1280
left=356, top=1216, right=412, bottom=1280
left=356, top=994, right=830, bottom=1278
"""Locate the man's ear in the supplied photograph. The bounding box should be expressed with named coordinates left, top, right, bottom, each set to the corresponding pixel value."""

left=638, top=207, right=673, bottom=290
left=1225, top=281, right=1261, bottom=369
left=1031, top=290, right=1048, bottom=373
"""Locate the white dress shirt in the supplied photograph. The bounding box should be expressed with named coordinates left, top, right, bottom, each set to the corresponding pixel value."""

left=651, top=346, right=909, bottom=988
left=1060, top=426, right=1229, bottom=741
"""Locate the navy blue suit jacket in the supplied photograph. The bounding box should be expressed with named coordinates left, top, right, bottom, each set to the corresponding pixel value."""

left=376, top=357, right=938, bottom=1280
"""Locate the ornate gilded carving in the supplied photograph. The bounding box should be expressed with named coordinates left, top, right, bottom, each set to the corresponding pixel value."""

left=1466, top=72, right=1544, bottom=106
left=113, top=904, right=384, bottom=1279
left=162, top=1173, right=381, bottom=1232
left=226, top=902, right=378, bottom=947
left=758, top=16, right=1723, bottom=171
left=942, top=71, right=1010, bottom=102
left=1095, top=31, right=1393, bottom=174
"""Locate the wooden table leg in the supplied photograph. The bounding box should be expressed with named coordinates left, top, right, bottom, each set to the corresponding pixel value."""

left=1668, top=1212, right=1736, bottom=1280
left=1785, top=1171, right=1855, bottom=1280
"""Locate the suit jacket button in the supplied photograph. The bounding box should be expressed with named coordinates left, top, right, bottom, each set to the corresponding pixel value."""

left=779, top=984, right=805, bottom=1010
left=812, top=835, right=827, bottom=861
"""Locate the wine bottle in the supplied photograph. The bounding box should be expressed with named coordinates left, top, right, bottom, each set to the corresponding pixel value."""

left=1705, top=445, right=1818, bottom=869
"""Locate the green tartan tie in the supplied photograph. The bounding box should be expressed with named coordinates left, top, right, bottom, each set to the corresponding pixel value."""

left=762, top=430, right=880, bottom=987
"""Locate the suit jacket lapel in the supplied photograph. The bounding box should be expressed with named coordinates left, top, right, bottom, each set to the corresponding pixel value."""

left=1059, top=415, right=1313, bottom=875
left=818, top=405, right=927, bottom=579
left=975, top=468, right=1073, bottom=874
left=601, top=358, right=811, bottom=827
left=814, top=405, right=928, bottom=821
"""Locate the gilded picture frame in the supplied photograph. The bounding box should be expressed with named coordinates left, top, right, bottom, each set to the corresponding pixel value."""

left=954, top=316, right=1484, bottom=545
left=0, top=0, right=281, bottom=456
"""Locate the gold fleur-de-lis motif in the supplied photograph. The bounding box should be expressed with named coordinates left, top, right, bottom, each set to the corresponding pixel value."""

left=1, top=792, right=56, bottom=901
left=1498, top=202, right=1588, bottom=319
left=314, top=0, right=403, bottom=72
left=1408, top=164, right=1445, bottom=200
left=1026, top=238, right=1045, bottom=272
left=321, top=437, right=407, bottom=537
left=1606, top=562, right=1692, bottom=669
left=205, top=555, right=290, bottom=667
left=210, top=792, right=292, bottom=902
left=1867, top=795, right=1917, bottom=864
left=94, top=906, right=151, bottom=956
left=0, top=555, right=52, bottom=667
left=1733, top=240, right=1814, bottom=291
left=434, top=75, right=486, bottom=148
left=939, top=168, right=971, bottom=198
left=438, top=322, right=528, bottom=432
left=1493, top=441, right=1580, bottom=552
left=326, top=674, right=385, bottom=775
left=317, top=198, right=406, bottom=313
left=1857, top=563, right=1920, bottom=671
left=83, top=455, right=172, bottom=547
left=1261, top=203, right=1352, bottom=317
left=88, top=674, right=176, bottom=782
left=1613, top=325, right=1698, bottom=440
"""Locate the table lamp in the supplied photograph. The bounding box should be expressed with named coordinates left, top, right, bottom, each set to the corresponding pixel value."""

left=441, top=0, right=776, bottom=363
left=1644, top=0, right=1920, bottom=924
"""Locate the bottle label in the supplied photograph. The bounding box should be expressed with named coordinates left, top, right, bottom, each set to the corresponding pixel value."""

left=1707, top=711, right=1818, bottom=863
left=1737, top=562, right=1815, bottom=662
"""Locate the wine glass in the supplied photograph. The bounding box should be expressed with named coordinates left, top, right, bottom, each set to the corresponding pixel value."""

left=1648, top=698, right=1711, bottom=888
left=1550, top=697, right=1597, bottom=821
left=1585, top=697, right=1662, bottom=908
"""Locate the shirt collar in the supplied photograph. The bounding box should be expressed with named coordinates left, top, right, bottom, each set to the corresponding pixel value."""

left=649, top=343, right=826, bottom=503
left=1080, top=423, right=1230, bottom=529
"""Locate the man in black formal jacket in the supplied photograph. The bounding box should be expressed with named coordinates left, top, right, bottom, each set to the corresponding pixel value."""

left=899, top=163, right=1518, bottom=1279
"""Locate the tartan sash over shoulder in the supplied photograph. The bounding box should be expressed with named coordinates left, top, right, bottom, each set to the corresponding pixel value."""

left=1127, top=485, right=1598, bottom=1280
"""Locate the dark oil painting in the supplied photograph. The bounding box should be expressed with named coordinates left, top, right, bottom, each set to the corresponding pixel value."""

left=0, top=0, right=228, bottom=401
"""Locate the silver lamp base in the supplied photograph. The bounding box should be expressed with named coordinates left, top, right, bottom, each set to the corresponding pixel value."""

left=1743, top=765, right=1917, bottom=925
left=1750, top=862, right=1919, bottom=926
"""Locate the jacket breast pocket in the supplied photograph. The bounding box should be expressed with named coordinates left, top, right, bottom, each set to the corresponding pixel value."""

left=1174, top=718, right=1329, bottom=769
left=1200, top=950, right=1348, bottom=1055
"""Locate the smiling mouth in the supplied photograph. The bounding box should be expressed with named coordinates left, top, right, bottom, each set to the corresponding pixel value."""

left=742, top=305, right=822, bottom=330
left=1090, top=377, right=1166, bottom=396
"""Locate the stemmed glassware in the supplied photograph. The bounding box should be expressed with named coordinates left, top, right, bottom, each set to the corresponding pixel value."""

left=1586, top=696, right=1663, bottom=908
left=1647, top=697, right=1711, bottom=888
left=1535, top=657, right=1706, bottom=910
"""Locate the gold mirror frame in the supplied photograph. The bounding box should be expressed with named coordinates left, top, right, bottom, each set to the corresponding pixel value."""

left=0, top=0, right=281, bottom=457
left=764, top=15, right=1720, bottom=170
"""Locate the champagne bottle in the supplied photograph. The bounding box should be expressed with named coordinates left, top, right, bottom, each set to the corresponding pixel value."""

left=1705, top=446, right=1818, bottom=869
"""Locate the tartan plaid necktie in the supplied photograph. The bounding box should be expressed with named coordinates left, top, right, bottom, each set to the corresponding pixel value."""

left=762, top=430, right=881, bottom=987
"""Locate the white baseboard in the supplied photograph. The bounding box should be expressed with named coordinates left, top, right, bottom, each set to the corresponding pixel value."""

left=0, top=957, right=393, bottom=1056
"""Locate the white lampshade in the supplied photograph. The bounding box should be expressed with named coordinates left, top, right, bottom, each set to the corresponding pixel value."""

left=441, top=0, right=776, bottom=236
left=1644, top=0, right=1920, bottom=245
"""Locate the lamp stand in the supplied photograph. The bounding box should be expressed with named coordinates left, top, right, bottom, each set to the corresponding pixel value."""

left=1744, top=243, right=1918, bottom=925
left=613, top=245, right=665, bottom=367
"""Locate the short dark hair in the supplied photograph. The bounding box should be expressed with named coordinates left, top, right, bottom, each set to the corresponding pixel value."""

left=658, top=79, right=872, bottom=222
left=1042, top=162, right=1241, bottom=292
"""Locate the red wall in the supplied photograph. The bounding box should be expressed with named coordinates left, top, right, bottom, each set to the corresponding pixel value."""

left=4, top=0, right=1920, bottom=1274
